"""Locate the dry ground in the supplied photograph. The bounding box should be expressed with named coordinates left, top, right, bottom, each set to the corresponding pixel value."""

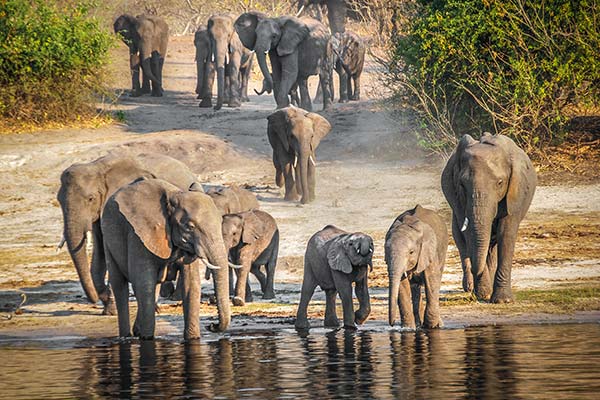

left=0, top=36, right=599, bottom=339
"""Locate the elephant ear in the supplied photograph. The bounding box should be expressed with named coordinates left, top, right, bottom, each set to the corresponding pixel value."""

left=306, top=112, right=331, bottom=151
left=504, top=144, right=535, bottom=216
left=234, top=12, right=265, bottom=50
left=241, top=211, right=265, bottom=244
left=413, top=221, right=438, bottom=274
left=277, top=17, right=310, bottom=57
left=115, top=180, right=174, bottom=260
left=441, top=134, right=476, bottom=215
left=267, top=109, right=291, bottom=152
left=327, top=235, right=353, bottom=274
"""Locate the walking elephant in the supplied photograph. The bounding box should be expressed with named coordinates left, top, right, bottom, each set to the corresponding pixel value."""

left=267, top=106, right=331, bottom=204
left=296, top=0, right=347, bottom=34
left=295, top=225, right=373, bottom=330
left=222, top=210, right=279, bottom=306
left=57, top=153, right=198, bottom=314
left=114, top=14, right=169, bottom=97
left=234, top=12, right=332, bottom=111
left=441, top=133, right=537, bottom=303
left=386, top=205, right=448, bottom=329
left=101, top=178, right=231, bottom=339
left=332, top=31, right=365, bottom=102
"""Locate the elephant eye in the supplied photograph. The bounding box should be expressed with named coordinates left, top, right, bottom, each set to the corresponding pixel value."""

left=409, top=250, right=415, bottom=255
left=497, top=179, right=503, bottom=186
left=187, top=221, right=195, bottom=230
left=87, top=195, right=95, bottom=202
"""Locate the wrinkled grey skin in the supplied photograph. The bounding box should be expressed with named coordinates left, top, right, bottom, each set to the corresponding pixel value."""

left=205, top=14, right=254, bottom=110
left=194, top=27, right=215, bottom=103
left=331, top=31, right=365, bottom=102
left=101, top=179, right=231, bottom=340
left=295, top=225, right=374, bottom=330
left=114, top=14, right=169, bottom=97
left=386, top=205, right=448, bottom=329
left=235, top=13, right=332, bottom=111
left=267, top=106, right=331, bottom=204
left=222, top=210, right=279, bottom=306
left=56, top=153, right=197, bottom=315
left=205, top=185, right=259, bottom=215
left=296, top=0, right=347, bottom=34
left=441, top=133, right=537, bottom=303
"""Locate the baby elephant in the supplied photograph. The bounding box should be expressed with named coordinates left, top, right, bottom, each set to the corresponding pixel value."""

left=222, top=210, right=279, bottom=306
left=331, top=31, right=365, bottom=102
left=206, top=184, right=259, bottom=215
left=385, top=205, right=448, bottom=329
left=295, top=225, right=374, bottom=330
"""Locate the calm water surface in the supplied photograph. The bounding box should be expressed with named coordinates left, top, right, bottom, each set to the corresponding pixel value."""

left=0, top=323, right=599, bottom=399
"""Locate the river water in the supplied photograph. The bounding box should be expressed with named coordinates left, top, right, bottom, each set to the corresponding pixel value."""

left=0, top=323, right=599, bottom=399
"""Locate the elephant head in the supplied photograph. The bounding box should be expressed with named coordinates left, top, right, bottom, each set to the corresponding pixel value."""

left=113, top=14, right=138, bottom=47
left=114, top=180, right=231, bottom=333
left=221, top=211, right=265, bottom=251
left=267, top=106, right=331, bottom=203
left=385, top=207, right=439, bottom=326
left=327, top=233, right=374, bottom=274
left=235, top=13, right=309, bottom=96
left=441, top=133, right=534, bottom=299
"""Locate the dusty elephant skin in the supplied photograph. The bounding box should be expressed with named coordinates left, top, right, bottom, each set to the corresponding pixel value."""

left=331, top=31, right=366, bottom=103
left=222, top=210, right=279, bottom=306
left=386, top=205, right=448, bottom=329
left=441, top=133, right=537, bottom=303
left=234, top=12, right=332, bottom=111
left=56, top=153, right=198, bottom=315
left=114, top=14, right=169, bottom=97
left=194, top=27, right=215, bottom=104
left=295, top=225, right=374, bottom=330
left=205, top=185, right=259, bottom=215
left=267, top=106, right=331, bottom=204
left=101, top=178, right=231, bottom=340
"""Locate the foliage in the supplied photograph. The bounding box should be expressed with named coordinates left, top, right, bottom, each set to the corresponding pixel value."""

left=0, top=0, right=114, bottom=129
left=387, top=0, right=600, bottom=154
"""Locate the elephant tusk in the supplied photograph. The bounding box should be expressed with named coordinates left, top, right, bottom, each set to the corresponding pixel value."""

left=225, top=53, right=229, bottom=66
left=356, top=248, right=360, bottom=254
left=461, top=217, right=469, bottom=232
left=309, top=155, right=316, bottom=166
left=211, top=53, right=215, bottom=63
left=56, top=236, right=66, bottom=253
left=200, top=258, right=220, bottom=270
left=291, top=173, right=295, bottom=183
left=228, top=262, right=243, bottom=269
left=296, top=4, right=305, bottom=17
left=293, top=155, right=298, bottom=168
left=264, top=50, right=269, bottom=55
left=403, top=272, right=407, bottom=279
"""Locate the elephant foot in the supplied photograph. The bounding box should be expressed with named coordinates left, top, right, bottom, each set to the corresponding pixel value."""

left=338, top=98, right=348, bottom=103
left=262, top=291, right=275, bottom=300
left=491, top=287, right=514, bottom=304
left=423, top=317, right=442, bottom=329
left=228, top=99, right=242, bottom=108
left=294, top=318, right=310, bottom=330
left=213, top=103, right=223, bottom=111
left=401, top=321, right=417, bottom=329
left=140, top=335, right=155, bottom=341
left=349, top=95, right=359, bottom=101
left=101, top=301, right=117, bottom=316
left=207, top=294, right=217, bottom=305
left=324, top=317, right=340, bottom=328
left=141, top=87, right=151, bottom=95
left=151, top=91, right=163, bottom=97
left=462, top=272, right=474, bottom=292
left=232, top=296, right=246, bottom=307
left=343, top=323, right=357, bottom=331
left=241, top=96, right=250, bottom=102
left=159, top=281, right=175, bottom=298
left=199, top=98, right=212, bottom=108
left=245, top=293, right=253, bottom=303
left=133, top=323, right=141, bottom=337
left=474, top=284, right=492, bottom=302
left=354, top=310, right=370, bottom=325
left=129, top=90, right=142, bottom=97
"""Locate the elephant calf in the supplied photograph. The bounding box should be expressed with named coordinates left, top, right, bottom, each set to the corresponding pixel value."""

left=295, top=225, right=374, bottom=330
left=385, top=205, right=448, bottom=329
left=206, top=184, right=259, bottom=215
left=332, top=31, right=365, bottom=102
left=222, top=210, right=279, bottom=306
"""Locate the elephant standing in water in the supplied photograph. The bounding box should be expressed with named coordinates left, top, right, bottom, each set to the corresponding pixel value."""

left=295, top=225, right=373, bottom=330
left=101, top=179, right=231, bottom=339
left=386, top=205, right=448, bottom=329
left=235, top=12, right=332, bottom=111
left=57, top=153, right=198, bottom=314
left=114, top=14, right=169, bottom=97
left=441, top=133, right=537, bottom=303
left=267, top=106, right=331, bottom=204
left=331, top=31, right=365, bottom=102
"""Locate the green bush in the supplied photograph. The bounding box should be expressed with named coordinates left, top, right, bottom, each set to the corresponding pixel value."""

left=0, top=0, right=114, bottom=129
left=390, top=0, right=600, bottom=153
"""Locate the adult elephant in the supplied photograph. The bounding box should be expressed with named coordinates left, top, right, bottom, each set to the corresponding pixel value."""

left=101, top=179, right=231, bottom=339
left=114, top=14, right=169, bottom=97
left=234, top=12, right=332, bottom=111
left=194, top=27, right=215, bottom=104
left=296, top=0, right=347, bottom=34
left=267, top=106, right=331, bottom=204
left=57, top=153, right=198, bottom=314
left=206, top=13, right=253, bottom=110
left=441, top=133, right=537, bottom=303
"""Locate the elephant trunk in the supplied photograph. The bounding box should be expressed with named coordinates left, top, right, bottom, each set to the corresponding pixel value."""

left=213, top=40, right=226, bottom=110
left=195, top=49, right=205, bottom=96
left=215, top=66, right=225, bottom=110
left=140, top=57, right=160, bottom=85
left=298, top=148, right=310, bottom=204
left=388, top=270, right=402, bottom=326
left=205, top=241, right=231, bottom=332
left=181, top=260, right=202, bottom=340
left=468, top=195, right=495, bottom=299
left=255, top=51, right=273, bottom=96
left=327, top=0, right=347, bottom=34
left=64, top=218, right=98, bottom=304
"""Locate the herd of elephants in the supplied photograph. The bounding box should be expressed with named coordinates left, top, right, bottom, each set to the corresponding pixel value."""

left=55, top=7, right=537, bottom=341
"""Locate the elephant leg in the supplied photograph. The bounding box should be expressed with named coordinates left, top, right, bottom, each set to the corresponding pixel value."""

left=251, top=264, right=267, bottom=293
left=227, top=53, right=242, bottom=107
left=199, top=62, right=215, bottom=107
left=106, top=249, right=131, bottom=337
left=399, top=278, right=416, bottom=329
left=354, top=276, right=371, bottom=325
left=345, top=75, right=353, bottom=101
left=336, top=280, right=356, bottom=330
left=452, top=214, right=474, bottom=292
left=228, top=267, right=235, bottom=296
left=140, top=53, right=162, bottom=97
left=319, top=65, right=333, bottom=111
left=283, top=162, right=300, bottom=201
left=491, top=217, right=519, bottom=303
left=271, top=55, right=283, bottom=106
left=263, top=234, right=278, bottom=299
left=129, top=52, right=142, bottom=96
left=240, top=67, right=250, bottom=102
left=171, top=269, right=184, bottom=301
left=233, top=260, right=252, bottom=307
left=298, top=79, right=312, bottom=112
left=351, top=74, right=361, bottom=101
left=245, top=279, right=253, bottom=303
left=423, top=267, right=442, bottom=328
left=410, top=282, right=422, bottom=327
left=141, top=70, right=151, bottom=94
left=307, top=154, right=317, bottom=202
left=276, top=53, right=298, bottom=108
left=150, top=52, right=162, bottom=96
left=324, top=289, right=340, bottom=327
left=181, top=261, right=201, bottom=340
left=314, top=80, right=323, bottom=104
left=337, top=66, right=348, bottom=102
left=91, top=222, right=114, bottom=315
left=158, top=56, right=165, bottom=91
left=487, top=242, right=498, bottom=287
left=295, top=264, right=317, bottom=330
left=133, top=271, right=157, bottom=340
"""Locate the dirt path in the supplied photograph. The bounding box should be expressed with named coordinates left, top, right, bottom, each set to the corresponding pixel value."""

left=1, top=36, right=599, bottom=339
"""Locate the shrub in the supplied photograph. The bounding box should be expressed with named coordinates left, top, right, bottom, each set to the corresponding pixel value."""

left=388, top=0, right=600, bottom=154
left=0, top=0, right=114, bottom=130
